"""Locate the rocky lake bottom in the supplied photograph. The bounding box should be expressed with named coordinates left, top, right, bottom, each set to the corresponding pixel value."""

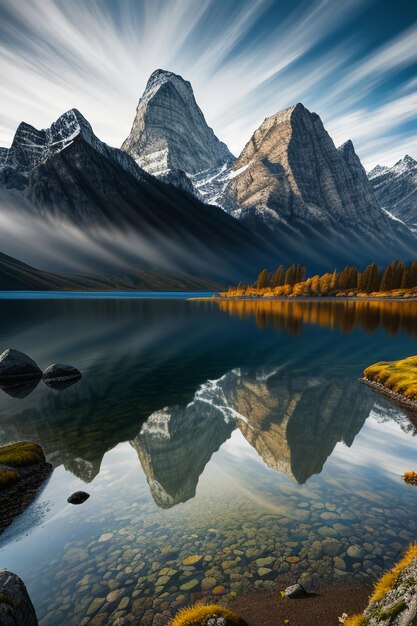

left=0, top=298, right=417, bottom=625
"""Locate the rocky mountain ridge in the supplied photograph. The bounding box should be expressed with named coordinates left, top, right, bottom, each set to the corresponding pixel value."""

left=0, top=108, right=147, bottom=189
left=0, top=68, right=416, bottom=283
left=0, top=106, right=270, bottom=283
left=120, top=70, right=415, bottom=260
left=222, top=104, right=391, bottom=234
left=368, top=154, right=417, bottom=230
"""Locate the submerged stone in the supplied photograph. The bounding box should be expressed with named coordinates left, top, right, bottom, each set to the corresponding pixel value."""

left=67, top=491, right=90, bottom=505
left=182, top=554, right=202, bottom=566
left=179, top=578, right=199, bottom=591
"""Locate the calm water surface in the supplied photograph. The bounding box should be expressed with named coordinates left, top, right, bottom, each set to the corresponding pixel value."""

left=0, top=298, right=417, bottom=625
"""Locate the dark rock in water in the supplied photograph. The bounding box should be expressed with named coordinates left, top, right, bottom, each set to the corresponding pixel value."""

left=67, top=491, right=90, bottom=505
left=284, top=583, right=308, bottom=599
left=0, top=569, right=38, bottom=625
left=0, top=349, right=42, bottom=381
left=42, top=363, right=81, bottom=383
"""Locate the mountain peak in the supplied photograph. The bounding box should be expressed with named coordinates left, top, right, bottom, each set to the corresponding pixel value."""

left=394, top=154, right=417, bottom=171
left=224, top=101, right=389, bottom=232
left=147, top=68, right=190, bottom=86
left=139, top=69, right=194, bottom=111
left=122, top=69, right=233, bottom=177
left=338, top=139, right=355, bottom=154
left=1, top=109, right=95, bottom=173
left=368, top=154, right=417, bottom=229
left=0, top=109, right=149, bottom=189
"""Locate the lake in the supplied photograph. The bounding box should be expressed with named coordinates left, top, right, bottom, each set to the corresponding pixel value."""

left=0, top=297, right=417, bottom=626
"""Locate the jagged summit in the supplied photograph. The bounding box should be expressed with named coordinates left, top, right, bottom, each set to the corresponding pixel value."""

left=121, top=68, right=233, bottom=179
left=368, top=153, right=417, bottom=229
left=139, top=69, right=195, bottom=109
left=397, top=154, right=416, bottom=165
left=369, top=155, right=417, bottom=180
left=337, top=139, right=355, bottom=155
left=1, top=109, right=95, bottom=172
left=0, top=108, right=149, bottom=188
left=221, top=102, right=389, bottom=233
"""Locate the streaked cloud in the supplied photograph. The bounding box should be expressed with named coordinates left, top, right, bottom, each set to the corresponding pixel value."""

left=0, top=0, right=416, bottom=168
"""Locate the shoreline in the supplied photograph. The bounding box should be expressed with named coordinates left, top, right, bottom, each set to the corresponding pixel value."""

left=360, top=377, right=417, bottom=411
left=226, top=582, right=372, bottom=626
left=189, top=295, right=417, bottom=302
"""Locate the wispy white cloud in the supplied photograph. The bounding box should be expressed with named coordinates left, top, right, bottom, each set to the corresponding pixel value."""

left=0, top=0, right=416, bottom=168
left=327, top=91, right=417, bottom=168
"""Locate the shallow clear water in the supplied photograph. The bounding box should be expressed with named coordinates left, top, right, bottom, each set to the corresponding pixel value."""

left=0, top=298, right=417, bottom=626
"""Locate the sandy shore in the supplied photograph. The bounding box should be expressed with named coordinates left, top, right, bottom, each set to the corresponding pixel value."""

left=227, top=584, right=372, bottom=625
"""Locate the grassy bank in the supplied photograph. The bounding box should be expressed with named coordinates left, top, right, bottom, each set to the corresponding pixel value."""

left=363, top=356, right=417, bottom=403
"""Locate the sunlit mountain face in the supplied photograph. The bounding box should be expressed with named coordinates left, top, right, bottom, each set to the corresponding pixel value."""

left=0, top=1, right=417, bottom=284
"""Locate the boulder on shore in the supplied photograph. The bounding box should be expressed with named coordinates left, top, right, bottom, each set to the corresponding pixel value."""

left=0, top=349, right=42, bottom=381
left=284, top=583, right=308, bottom=599
left=0, top=569, right=38, bottom=626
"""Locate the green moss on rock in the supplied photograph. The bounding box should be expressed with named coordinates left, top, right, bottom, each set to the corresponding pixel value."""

left=0, top=467, right=20, bottom=489
left=0, top=442, right=45, bottom=467
left=371, top=598, right=406, bottom=623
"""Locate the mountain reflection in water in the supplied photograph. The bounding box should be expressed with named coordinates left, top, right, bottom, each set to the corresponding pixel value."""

left=132, top=368, right=377, bottom=508
left=0, top=298, right=416, bottom=507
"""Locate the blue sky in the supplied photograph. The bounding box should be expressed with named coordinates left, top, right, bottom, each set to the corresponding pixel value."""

left=0, top=0, right=416, bottom=168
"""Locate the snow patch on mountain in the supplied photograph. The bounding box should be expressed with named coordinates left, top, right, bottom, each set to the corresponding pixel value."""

left=121, top=69, right=234, bottom=193
left=368, top=155, right=417, bottom=229
left=0, top=108, right=148, bottom=184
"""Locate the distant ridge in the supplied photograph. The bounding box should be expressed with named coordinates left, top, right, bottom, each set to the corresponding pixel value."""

left=368, top=155, right=417, bottom=230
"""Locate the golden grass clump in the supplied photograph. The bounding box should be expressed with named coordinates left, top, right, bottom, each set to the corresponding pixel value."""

left=0, top=441, right=45, bottom=467
left=344, top=615, right=365, bottom=626
left=403, top=471, right=417, bottom=486
left=0, top=466, right=20, bottom=489
left=371, top=571, right=398, bottom=603
left=170, top=603, right=242, bottom=626
left=364, top=356, right=417, bottom=401
left=370, top=544, right=417, bottom=602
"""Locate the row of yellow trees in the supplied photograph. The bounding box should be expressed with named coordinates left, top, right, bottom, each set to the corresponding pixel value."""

left=225, top=261, right=417, bottom=298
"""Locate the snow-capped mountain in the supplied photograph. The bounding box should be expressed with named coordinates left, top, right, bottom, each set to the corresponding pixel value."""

left=368, top=155, right=417, bottom=230
left=0, top=108, right=270, bottom=282
left=121, top=69, right=233, bottom=191
left=0, top=108, right=148, bottom=187
left=120, top=71, right=413, bottom=251
left=0, top=68, right=416, bottom=286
